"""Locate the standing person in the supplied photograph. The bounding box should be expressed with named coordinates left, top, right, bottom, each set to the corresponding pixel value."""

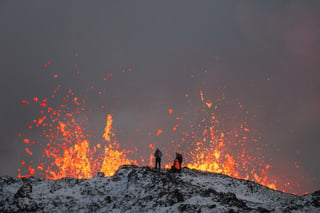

left=154, top=148, right=162, bottom=169
left=175, top=152, right=183, bottom=171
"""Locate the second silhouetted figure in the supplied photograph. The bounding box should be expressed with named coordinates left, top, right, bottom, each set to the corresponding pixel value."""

left=175, top=152, right=183, bottom=170
left=154, top=148, right=162, bottom=169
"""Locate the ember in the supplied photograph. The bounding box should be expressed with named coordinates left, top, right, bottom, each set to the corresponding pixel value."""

left=18, top=66, right=302, bottom=194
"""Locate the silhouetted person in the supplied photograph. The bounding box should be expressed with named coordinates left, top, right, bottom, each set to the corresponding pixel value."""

left=171, top=158, right=180, bottom=173
left=154, top=148, right=162, bottom=169
left=175, top=152, right=183, bottom=170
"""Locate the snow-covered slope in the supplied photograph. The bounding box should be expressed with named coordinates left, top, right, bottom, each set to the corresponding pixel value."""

left=0, top=165, right=319, bottom=212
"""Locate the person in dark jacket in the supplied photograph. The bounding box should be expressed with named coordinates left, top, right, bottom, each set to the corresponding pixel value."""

left=154, top=148, right=162, bottom=169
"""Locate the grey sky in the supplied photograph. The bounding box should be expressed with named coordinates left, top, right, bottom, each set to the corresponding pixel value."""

left=0, top=1, right=319, bottom=194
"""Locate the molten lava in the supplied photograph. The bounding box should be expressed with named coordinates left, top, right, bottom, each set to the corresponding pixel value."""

left=185, top=91, right=277, bottom=190
left=44, top=113, right=135, bottom=179
left=18, top=87, right=135, bottom=179
left=18, top=82, right=287, bottom=192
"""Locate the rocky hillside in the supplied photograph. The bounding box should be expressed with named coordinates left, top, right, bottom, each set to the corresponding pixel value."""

left=0, top=165, right=319, bottom=212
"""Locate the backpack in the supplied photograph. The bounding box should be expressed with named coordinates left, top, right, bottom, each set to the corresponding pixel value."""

left=155, top=150, right=162, bottom=158
left=174, top=159, right=180, bottom=170
left=176, top=153, right=183, bottom=162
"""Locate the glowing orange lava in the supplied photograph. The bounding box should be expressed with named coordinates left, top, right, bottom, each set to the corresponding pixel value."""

left=103, top=114, right=113, bottom=142
left=185, top=90, right=277, bottom=190
left=18, top=84, right=281, bottom=192
left=44, top=114, right=135, bottom=179
left=18, top=87, right=135, bottom=179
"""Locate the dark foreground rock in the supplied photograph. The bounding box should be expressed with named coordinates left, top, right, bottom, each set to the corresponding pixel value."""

left=0, top=166, right=319, bottom=212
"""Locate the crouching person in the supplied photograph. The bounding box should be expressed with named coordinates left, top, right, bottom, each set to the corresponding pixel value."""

left=171, top=158, right=181, bottom=173
left=171, top=152, right=183, bottom=173
left=175, top=152, right=183, bottom=170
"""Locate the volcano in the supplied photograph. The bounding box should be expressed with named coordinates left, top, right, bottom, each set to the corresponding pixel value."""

left=1, top=166, right=319, bottom=212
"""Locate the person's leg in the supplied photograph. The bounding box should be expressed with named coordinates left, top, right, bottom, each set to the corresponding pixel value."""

left=155, top=158, right=158, bottom=169
left=159, top=158, right=161, bottom=169
left=156, top=158, right=161, bottom=169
